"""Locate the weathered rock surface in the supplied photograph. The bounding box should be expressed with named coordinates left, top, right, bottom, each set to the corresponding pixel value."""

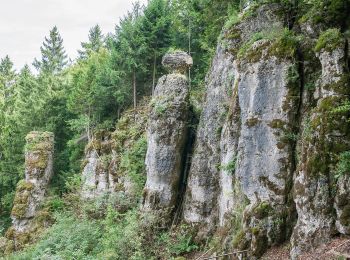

left=291, top=41, right=350, bottom=259
left=12, top=132, right=54, bottom=230
left=183, top=3, right=288, bottom=241
left=6, top=131, right=54, bottom=251
left=142, top=52, right=190, bottom=213
left=183, top=43, right=237, bottom=233
left=81, top=105, right=149, bottom=208
left=335, top=174, right=350, bottom=235
left=81, top=131, right=114, bottom=199
left=162, top=50, right=193, bottom=74
left=236, top=40, right=300, bottom=256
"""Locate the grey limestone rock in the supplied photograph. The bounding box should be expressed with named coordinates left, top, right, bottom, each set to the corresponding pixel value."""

left=162, top=50, right=193, bottom=74
left=142, top=53, right=190, bottom=214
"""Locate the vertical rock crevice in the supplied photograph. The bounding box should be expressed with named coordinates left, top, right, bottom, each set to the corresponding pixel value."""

left=291, top=34, right=350, bottom=258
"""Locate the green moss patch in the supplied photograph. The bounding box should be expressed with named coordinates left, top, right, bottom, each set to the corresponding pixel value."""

left=246, top=117, right=260, bottom=127
left=315, top=28, right=343, bottom=52
left=11, top=181, right=34, bottom=219
left=238, top=28, right=299, bottom=63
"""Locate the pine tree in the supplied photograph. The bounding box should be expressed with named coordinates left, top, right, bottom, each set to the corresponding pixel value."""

left=33, top=26, right=68, bottom=75
left=115, top=2, right=147, bottom=111
left=0, top=56, right=18, bottom=217
left=78, top=24, right=104, bottom=59
left=140, top=0, right=172, bottom=94
left=0, top=56, right=16, bottom=101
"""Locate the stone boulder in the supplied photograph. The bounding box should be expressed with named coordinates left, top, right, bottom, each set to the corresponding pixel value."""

left=162, top=50, right=193, bottom=74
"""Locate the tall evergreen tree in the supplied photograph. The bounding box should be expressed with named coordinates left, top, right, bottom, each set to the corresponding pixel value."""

left=0, top=56, right=16, bottom=101
left=0, top=56, right=18, bottom=220
left=140, top=0, right=172, bottom=94
left=78, top=24, right=105, bottom=59
left=33, top=26, right=68, bottom=75
left=115, top=2, right=147, bottom=110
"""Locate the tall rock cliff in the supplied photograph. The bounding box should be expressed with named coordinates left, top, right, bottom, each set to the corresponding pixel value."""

left=180, top=3, right=349, bottom=259
left=142, top=51, right=192, bottom=215
left=291, top=32, right=350, bottom=258
left=74, top=3, right=350, bottom=259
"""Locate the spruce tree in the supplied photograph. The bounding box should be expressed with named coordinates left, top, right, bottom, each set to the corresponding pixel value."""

left=115, top=2, right=147, bottom=111
left=78, top=24, right=104, bottom=59
left=33, top=26, right=68, bottom=75
left=140, top=0, right=172, bottom=94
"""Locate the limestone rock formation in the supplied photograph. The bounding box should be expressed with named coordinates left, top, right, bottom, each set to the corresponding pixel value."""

left=183, top=42, right=237, bottom=234
left=162, top=50, right=193, bottom=74
left=142, top=51, right=190, bottom=214
left=81, top=105, right=149, bottom=208
left=6, top=131, right=54, bottom=251
left=81, top=130, right=114, bottom=199
left=183, top=4, right=290, bottom=246
left=291, top=38, right=350, bottom=259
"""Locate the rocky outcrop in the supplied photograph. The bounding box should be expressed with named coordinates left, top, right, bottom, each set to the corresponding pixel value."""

left=5, top=131, right=54, bottom=251
left=162, top=50, right=193, bottom=74
left=142, top=51, right=191, bottom=214
left=291, top=38, right=350, bottom=258
left=235, top=36, right=300, bottom=256
left=183, top=42, right=237, bottom=233
left=81, top=105, right=149, bottom=209
left=335, top=174, right=350, bottom=235
left=81, top=130, right=114, bottom=199
left=183, top=4, right=290, bottom=244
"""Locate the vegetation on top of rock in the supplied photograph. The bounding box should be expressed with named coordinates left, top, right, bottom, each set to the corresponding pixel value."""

left=314, top=28, right=343, bottom=52
left=238, top=28, right=299, bottom=62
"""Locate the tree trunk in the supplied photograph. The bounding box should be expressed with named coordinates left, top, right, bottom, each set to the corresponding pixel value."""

left=152, top=53, right=157, bottom=96
left=87, top=108, right=91, bottom=142
left=133, top=69, right=137, bottom=119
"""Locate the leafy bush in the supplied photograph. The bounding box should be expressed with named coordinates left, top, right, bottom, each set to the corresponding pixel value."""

left=98, top=208, right=146, bottom=260
left=9, top=213, right=102, bottom=259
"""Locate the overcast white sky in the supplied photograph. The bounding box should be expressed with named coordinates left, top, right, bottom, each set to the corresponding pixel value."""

left=0, top=0, right=148, bottom=71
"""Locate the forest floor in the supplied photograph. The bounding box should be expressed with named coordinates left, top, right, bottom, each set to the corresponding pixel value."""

left=262, top=235, right=350, bottom=260
left=189, top=236, right=350, bottom=259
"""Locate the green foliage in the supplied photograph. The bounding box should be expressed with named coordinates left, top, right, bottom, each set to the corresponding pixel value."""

left=120, top=136, right=148, bottom=197
left=314, top=28, right=343, bottom=52
left=335, top=151, right=350, bottom=178
left=224, top=9, right=240, bottom=30
left=78, top=24, right=105, bottom=59
left=10, top=213, right=102, bottom=259
left=238, top=27, right=299, bottom=62
left=67, top=48, right=121, bottom=139
left=298, top=0, right=350, bottom=28
left=157, top=225, right=198, bottom=256
left=219, top=157, right=237, bottom=174
left=332, top=101, right=350, bottom=117
left=33, top=26, right=68, bottom=75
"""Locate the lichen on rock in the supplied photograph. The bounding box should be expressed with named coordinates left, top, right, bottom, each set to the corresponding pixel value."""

left=162, top=50, right=193, bottom=74
left=142, top=51, right=190, bottom=217
left=291, top=37, right=350, bottom=259
left=4, top=131, right=54, bottom=252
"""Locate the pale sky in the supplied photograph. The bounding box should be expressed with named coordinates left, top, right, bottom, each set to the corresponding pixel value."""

left=0, top=0, right=148, bottom=71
